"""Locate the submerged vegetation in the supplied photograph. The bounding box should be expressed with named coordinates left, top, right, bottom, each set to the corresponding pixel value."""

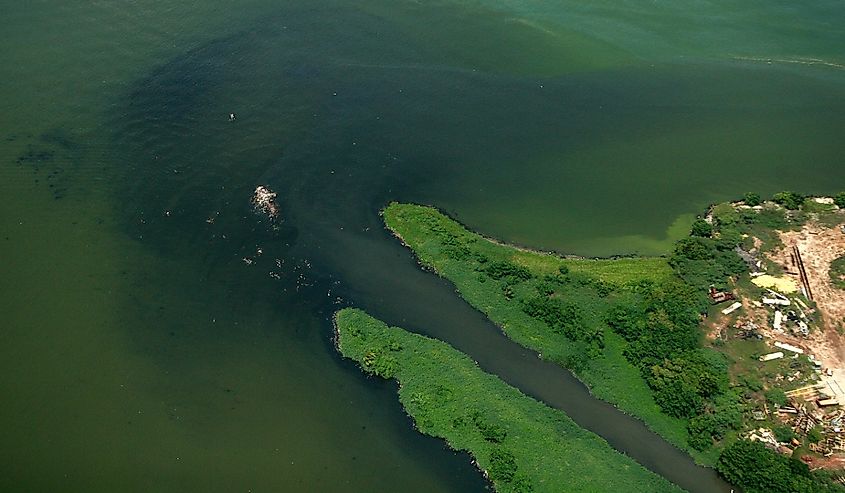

left=381, top=195, right=845, bottom=490
left=334, top=308, right=682, bottom=493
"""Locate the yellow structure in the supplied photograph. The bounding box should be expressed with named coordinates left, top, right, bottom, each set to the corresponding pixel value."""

left=752, top=275, right=798, bottom=294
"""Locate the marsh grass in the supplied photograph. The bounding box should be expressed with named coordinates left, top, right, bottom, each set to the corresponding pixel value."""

left=382, top=203, right=704, bottom=460
left=335, top=308, right=683, bottom=493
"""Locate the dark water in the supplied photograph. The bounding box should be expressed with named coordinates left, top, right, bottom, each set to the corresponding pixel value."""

left=2, top=0, right=845, bottom=491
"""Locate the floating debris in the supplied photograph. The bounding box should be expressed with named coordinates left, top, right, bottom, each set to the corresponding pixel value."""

left=252, top=186, right=281, bottom=220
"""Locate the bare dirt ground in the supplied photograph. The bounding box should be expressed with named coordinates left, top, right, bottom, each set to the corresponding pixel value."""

left=804, top=454, right=845, bottom=472
left=768, top=219, right=845, bottom=389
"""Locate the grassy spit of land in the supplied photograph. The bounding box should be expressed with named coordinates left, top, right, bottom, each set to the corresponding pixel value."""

left=334, top=308, right=683, bottom=493
left=383, top=202, right=698, bottom=458
left=382, top=195, right=845, bottom=493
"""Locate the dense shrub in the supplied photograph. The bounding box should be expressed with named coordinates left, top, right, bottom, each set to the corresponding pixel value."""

left=744, top=192, right=762, bottom=206
left=484, top=260, right=533, bottom=282
left=829, top=255, right=845, bottom=290
left=653, top=380, right=702, bottom=418
left=673, top=237, right=715, bottom=261
left=649, top=350, right=729, bottom=400
left=773, top=425, right=795, bottom=444
left=714, top=226, right=743, bottom=250
left=687, top=397, right=742, bottom=450
left=753, top=207, right=791, bottom=229
left=522, top=296, right=585, bottom=340
left=765, top=388, right=787, bottom=407
left=772, top=191, right=804, bottom=210
left=605, top=302, right=646, bottom=342
left=807, top=426, right=822, bottom=444
left=623, top=312, right=700, bottom=369
left=714, top=440, right=841, bottom=493
left=471, top=412, right=508, bottom=443
left=690, top=219, right=713, bottom=237
left=835, top=192, right=845, bottom=209
left=489, top=448, right=518, bottom=483
left=669, top=236, right=746, bottom=292
left=363, top=350, right=398, bottom=378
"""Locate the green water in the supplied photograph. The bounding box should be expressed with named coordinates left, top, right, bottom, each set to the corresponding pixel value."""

left=2, top=0, right=844, bottom=491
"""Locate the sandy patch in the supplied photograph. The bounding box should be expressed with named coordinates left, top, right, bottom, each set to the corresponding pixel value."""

left=767, top=220, right=845, bottom=371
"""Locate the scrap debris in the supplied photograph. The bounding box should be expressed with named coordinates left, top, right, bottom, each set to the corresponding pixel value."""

left=252, top=185, right=281, bottom=220
left=709, top=199, right=845, bottom=469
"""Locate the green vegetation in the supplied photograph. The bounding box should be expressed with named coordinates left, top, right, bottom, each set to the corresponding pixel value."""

left=335, top=308, right=683, bottom=493
left=744, top=192, right=762, bottom=207
left=830, top=255, right=845, bottom=290
left=716, top=440, right=842, bottom=493
left=773, top=191, right=805, bottom=210
left=690, top=219, right=713, bottom=237
left=835, top=193, right=845, bottom=209
left=381, top=200, right=845, bottom=489
left=383, top=202, right=706, bottom=459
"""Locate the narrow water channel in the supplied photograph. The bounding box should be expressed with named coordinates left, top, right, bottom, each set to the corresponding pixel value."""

left=4, top=0, right=845, bottom=490
left=295, top=207, right=734, bottom=493
left=107, top=4, right=844, bottom=490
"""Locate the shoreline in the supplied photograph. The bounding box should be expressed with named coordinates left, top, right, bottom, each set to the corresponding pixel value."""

left=379, top=202, right=708, bottom=463
left=334, top=308, right=685, bottom=492
left=380, top=202, right=657, bottom=262
left=331, top=311, right=497, bottom=490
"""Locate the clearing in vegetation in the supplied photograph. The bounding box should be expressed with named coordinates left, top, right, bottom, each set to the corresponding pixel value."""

left=334, top=308, right=683, bottom=493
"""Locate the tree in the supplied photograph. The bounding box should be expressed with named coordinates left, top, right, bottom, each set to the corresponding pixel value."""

left=714, top=439, right=839, bottom=493
left=687, top=408, right=741, bottom=451
left=744, top=192, right=762, bottom=207
left=521, top=296, right=585, bottom=340
left=835, top=192, right=845, bottom=209
left=471, top=412, right=508, bottom=443
left=807, top=426, right=822, bottom=444
left=765, top=388, right=787, bottom=407
left=690, top=219, right=713, bottom=237
left=653, top=379, right=702, bottom=418
left=772, top=191, right=804, bottom=210
left=716, top=440, right=793, bottom=493
left=673, top=237, right=715, bottom=261
left=773, top=424, right=794, bottom=443
left=605, top=302, right=645, bottom=342
left=484, top=260, right=532, bottom=281
left=489, top=448, right=518, bottom=483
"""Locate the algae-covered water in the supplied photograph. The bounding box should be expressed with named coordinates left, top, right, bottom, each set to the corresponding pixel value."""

left=2, top=1, right=844, bottom=491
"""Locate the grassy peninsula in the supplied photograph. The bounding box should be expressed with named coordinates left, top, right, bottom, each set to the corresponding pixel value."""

left=383, top=203, right=699, bottom=459
left=334, top=308, right=683, bottom=493
left=382, top=197, right=845, bottom=493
